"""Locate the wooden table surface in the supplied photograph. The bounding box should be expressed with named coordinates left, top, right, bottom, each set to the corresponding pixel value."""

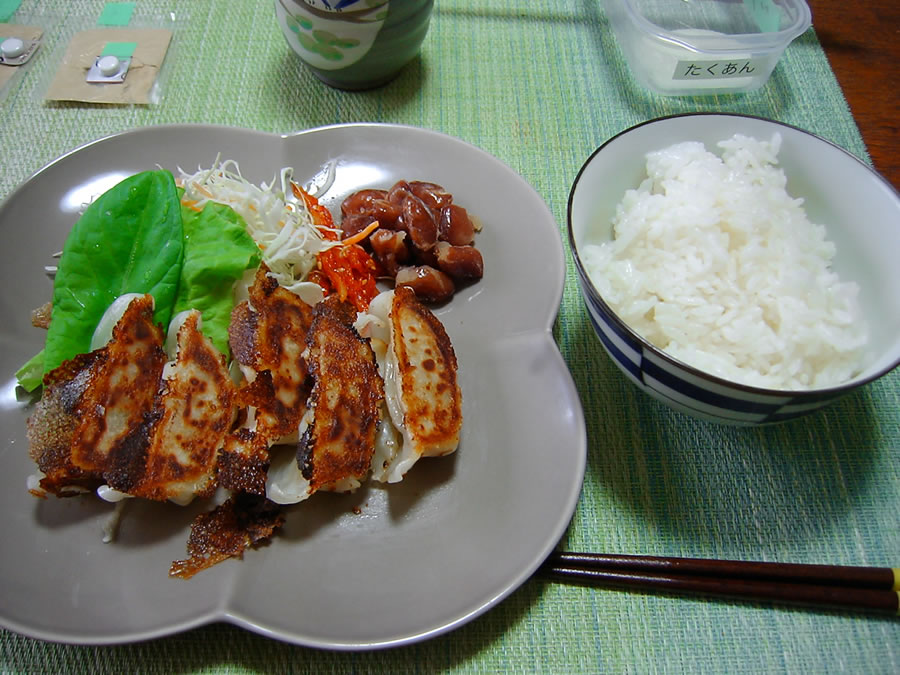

left=809, top=1, right=899, bottom=190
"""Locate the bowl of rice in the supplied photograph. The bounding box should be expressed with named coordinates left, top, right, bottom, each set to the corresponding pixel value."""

left=568, top=113, right=900, bottom=424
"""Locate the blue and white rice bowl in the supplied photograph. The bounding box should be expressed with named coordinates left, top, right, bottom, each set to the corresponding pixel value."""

left=567, top=113, right=900, bottom=425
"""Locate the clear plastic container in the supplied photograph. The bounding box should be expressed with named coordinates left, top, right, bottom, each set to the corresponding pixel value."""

left=603, top=0, right=811, bottom=96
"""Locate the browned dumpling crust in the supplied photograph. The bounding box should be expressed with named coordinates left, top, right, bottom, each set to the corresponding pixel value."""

left=390, top=286, right=461, bottom=459
left=298, top=295, right=384, bottom=493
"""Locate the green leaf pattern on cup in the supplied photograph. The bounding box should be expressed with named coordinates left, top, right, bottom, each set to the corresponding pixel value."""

left=285, top=14, right=312, bottom=31
left=286, top=7, right=378, bottom=63
left=293, top=28, right=361, bottom=61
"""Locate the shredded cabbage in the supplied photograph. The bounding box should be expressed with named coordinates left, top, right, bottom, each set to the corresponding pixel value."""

left=177, top=157, right=338, bottom=296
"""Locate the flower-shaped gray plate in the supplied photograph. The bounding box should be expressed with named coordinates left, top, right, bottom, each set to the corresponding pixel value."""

left=0, top=124, right=586, bottom=650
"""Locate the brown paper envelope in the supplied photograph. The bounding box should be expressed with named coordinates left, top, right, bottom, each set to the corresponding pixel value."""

left=45, top=28, right=172, bottom=105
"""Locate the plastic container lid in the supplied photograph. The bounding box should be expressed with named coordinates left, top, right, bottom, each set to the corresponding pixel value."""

left=605, top=0, right=812, bottom=95
left=624, top=0, right=811, bottom=51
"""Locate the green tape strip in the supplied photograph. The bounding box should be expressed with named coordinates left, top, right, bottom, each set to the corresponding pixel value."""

left=0, top=0, right=23, bottom=23
left=101, top=41, right=137, bottom=59
left=97, top=2, right=135, bottom=27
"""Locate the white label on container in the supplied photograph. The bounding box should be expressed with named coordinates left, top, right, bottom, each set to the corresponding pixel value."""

left=673, top=59, right=763, bottom=81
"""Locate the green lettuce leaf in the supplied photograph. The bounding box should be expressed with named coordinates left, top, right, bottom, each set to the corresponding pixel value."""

left=174, top=195, right=261, bottom=355
left=15, top=350, right=44, bottom=393
left=43, top=170, right=184, bottom=375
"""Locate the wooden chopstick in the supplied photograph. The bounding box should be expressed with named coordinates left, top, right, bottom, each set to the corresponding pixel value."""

left=539, top=552, right=900, bottom=615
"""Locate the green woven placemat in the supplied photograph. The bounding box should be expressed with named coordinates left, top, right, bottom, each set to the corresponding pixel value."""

left=1, top=1, right=897, bottom=673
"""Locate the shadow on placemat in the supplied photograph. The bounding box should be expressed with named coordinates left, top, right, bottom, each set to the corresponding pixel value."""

left=632, top=389, right=879, bottom=539
left=1, top=578, right=546, bottom=673
left=267, top=50, right=429, bottom=122
left=561, top=298, right=884, bottom=551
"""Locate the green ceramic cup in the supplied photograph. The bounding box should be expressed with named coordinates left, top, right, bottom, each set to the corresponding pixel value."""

left=275, top=0, right=434, bottom=90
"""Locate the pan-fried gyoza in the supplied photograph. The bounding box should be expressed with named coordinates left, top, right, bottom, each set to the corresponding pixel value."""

left=355, top=287, right=462, bottom=483
left=22, top=160, right=476, bottom=576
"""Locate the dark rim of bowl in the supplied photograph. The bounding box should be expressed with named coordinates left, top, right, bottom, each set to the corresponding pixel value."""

left=566, top=111, right=900, bottom=399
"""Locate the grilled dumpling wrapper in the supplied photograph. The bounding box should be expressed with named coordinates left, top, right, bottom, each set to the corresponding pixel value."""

left=27, top=348, right=112, bottom=496
left=355, top=287, right=462, bottom=483
left=27, top=296, right=235, bottom=505
left=228, top=264, right=314, bottom=440
left=27, top=294, right=167, bottom=497
left=119, top=310, right=234, bottom=504
left=266, top=296, right=383, bottom=505
left=222, top=264, right=315, bottom=494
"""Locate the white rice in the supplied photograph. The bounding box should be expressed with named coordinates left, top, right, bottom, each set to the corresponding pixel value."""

left=582, top=133, right=868, bottom=390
